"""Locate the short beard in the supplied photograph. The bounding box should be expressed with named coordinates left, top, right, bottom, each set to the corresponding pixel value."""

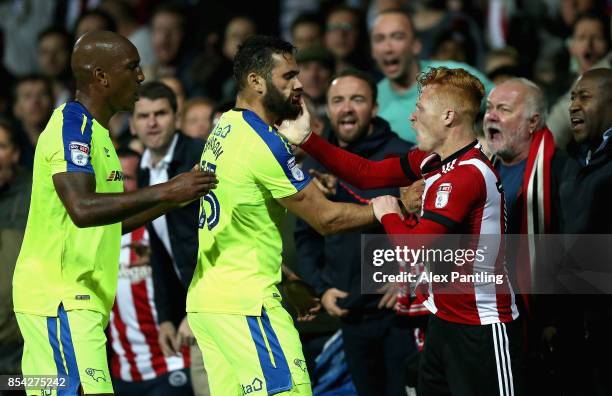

left=337, top=123, right=370, bottom=145
left=263, top=81, right=300, bottom=122
left=495, top=148, right=518, bottom=163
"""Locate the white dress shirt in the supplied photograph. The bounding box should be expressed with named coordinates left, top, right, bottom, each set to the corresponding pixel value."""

left=140, top=134, right=179, bottom=270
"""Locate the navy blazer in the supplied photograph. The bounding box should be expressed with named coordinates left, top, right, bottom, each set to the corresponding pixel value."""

left=138, top=132, right=205, bottom=326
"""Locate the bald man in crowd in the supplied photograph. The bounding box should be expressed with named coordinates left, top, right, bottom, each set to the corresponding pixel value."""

left=12, top=31, right=217, bottom=396
left=556, top=67, right=612, bottom=395
left=561, top=68, right=612, bottom=233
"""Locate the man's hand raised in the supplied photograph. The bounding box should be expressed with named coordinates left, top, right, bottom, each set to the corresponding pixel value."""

left=277, top=100, right=312, bottom=145
left=163, top=165, right=218, bottom=204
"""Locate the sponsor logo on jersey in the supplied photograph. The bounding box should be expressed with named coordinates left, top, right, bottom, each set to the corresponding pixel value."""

left=435, top=183, right=452, bottom=208
left=241, top=378, right=263, bottom=394
left=106, top=170, right=124, bottom=181
left=118, top=265, right=152, bottom=283
left=69, top=141, right=90, bottom=166
left=441, top=159, right=457, bottom=173
left=168, top=370, right=188, bottom=387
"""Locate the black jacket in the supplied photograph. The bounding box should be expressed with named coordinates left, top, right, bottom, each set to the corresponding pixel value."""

left=138, top=132, right=204, bottom=326
left=295, top=117, right=413, bottom=317
left=561, top=139, right=612, bottom=233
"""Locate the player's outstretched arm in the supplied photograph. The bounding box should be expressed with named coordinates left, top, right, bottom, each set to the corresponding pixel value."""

left=277, top=100, right=414, bottom=190
left=278, top=182, right=376, bottom=236
left=53, top=167, right=217, bottom=229
left=300, top=133, right=416, bottom=190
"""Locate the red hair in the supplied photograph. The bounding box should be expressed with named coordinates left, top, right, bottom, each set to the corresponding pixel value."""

left=417, top=67, right=485, bottom=122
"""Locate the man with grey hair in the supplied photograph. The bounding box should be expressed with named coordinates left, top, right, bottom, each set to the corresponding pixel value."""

left=484, top=77, right=568, bottom=393
left=484, top=77, right=564, bottom=234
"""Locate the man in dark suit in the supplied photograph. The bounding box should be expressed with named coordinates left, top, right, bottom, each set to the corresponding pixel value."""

left=131, top=81, right=209, bottom=396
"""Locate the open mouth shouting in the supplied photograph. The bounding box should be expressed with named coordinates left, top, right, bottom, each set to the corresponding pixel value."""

left=338, top=115, right=359, bottom=134
left=486, top=125, right=503, bottom=141
left=571, top=115, right=585, bottom=132
left=381, top=57, right=401, bottom=75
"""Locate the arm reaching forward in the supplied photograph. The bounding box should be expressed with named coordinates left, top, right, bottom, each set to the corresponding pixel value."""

left=277, top=105, right=421, bottom=190
left=53, top=165, right=217, bottom=231
left=278, top=182, right=376, bottom=236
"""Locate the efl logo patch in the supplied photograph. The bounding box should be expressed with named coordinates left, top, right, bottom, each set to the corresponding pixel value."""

left=435, top=183, right=452, bottom=208
left=287, top=157, right=305, bottom=181
left=70, top=141, right=90, bottom=166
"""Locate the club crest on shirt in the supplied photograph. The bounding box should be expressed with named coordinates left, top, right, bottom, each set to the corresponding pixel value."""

left=287, top=157, right=304, bottom=181
left=70, top=141, right=90, bottom=166
left=435, top=183, right=452, bottom=208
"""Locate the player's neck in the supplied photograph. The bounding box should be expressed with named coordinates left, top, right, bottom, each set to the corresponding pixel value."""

left=74, top=91, right=113, bottom=130
left=235, top=96, right=276, bottom=126
left=437, top=129, right=475, bottom=161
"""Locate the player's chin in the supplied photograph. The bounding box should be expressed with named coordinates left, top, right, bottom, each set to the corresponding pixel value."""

left=416, top=141, right=431, bottom=152
left=123, top=99, right=137, bottom=112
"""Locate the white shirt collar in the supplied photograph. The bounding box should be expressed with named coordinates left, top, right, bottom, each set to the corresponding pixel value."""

left=140, top=133, right=179, bottom=170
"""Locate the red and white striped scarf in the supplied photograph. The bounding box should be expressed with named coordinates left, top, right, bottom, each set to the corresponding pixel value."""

left=515, top=126, right=555, bottom=308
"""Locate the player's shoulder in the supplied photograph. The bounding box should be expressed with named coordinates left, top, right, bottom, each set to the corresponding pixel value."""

left=454, top=147, right=501, bottom=195
left=238, top=109, right=294, bottom=161
left=433, top=143, right=490, bottom=182
left=458, top=146, right=497, bottom=176
left=60, top=101, right=93, bottom=123
left=43, top=101, right=94, bottom=139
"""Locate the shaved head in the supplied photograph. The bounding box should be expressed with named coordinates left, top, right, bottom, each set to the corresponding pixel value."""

left=71, top=30, right=136, bottom=88
left=580, top=68, right=612, bottom=89
left=70, top=30, right=144, bottom=119
left=570, top=68, right=612, bottom=145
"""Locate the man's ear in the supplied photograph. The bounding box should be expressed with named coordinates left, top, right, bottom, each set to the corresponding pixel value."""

left=247, top=72, right=265, bottom=94
left=94, top=67, right=108, bottom=87
left=443, top=108, right=456, bottom=127
left=371, top=101, right=379, bottom=118
left=528, top=113, right=540, bottom=133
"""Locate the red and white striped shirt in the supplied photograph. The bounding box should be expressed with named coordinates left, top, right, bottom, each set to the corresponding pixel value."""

left=298, top=133, right=519, bottom=325
left=384, top=141, right=519, bottom=325
left=109, top=227, right=190, bottom=382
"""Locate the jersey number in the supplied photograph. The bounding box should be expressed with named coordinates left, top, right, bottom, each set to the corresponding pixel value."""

left=198, top=161, right=220, bottom=230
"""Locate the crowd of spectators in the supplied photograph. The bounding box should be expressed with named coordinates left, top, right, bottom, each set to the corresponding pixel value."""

left=1, top=0, right=611, bottom=395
